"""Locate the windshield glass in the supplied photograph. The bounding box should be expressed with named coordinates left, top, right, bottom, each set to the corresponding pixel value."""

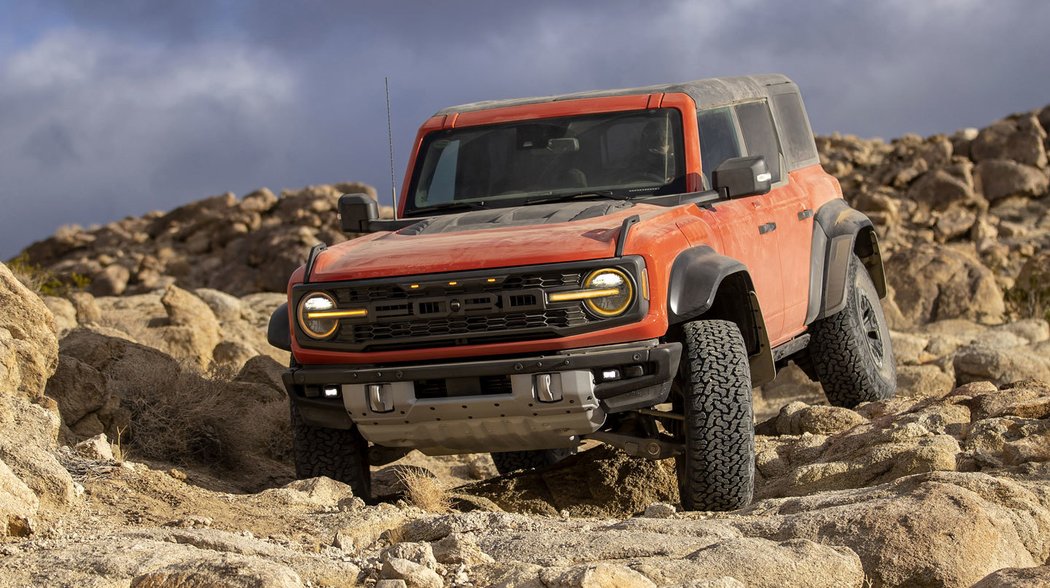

left=405, top=108, right=685, bottom=216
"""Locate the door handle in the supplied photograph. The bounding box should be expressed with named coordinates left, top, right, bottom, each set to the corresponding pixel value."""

left=759, top=222, right=777, bottom=235
left=797, top=209, right=814, bottom=220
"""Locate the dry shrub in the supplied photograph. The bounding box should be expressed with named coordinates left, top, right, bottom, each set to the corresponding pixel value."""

left=6, top=253, right=90, bottom=296
left=1006, top=259, right=1050, bottom=323
left=116, top=366, right=291, bottom=470
left=398, top=468, right=451, bottom=513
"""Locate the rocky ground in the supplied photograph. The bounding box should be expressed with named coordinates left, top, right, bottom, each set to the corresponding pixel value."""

left=2, top=104, right=1050, bottom=587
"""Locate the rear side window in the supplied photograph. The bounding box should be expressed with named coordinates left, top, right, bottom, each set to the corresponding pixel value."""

left=697, top=107, right=742, bottom=188
left=735, top=101, right=782, bottom=183
left=770, top=92, right=819, bottom=168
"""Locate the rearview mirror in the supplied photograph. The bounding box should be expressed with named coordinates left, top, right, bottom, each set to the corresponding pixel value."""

left=339, top=193, right=379, bottom=233
left=712, top=156, right=772, bottom=199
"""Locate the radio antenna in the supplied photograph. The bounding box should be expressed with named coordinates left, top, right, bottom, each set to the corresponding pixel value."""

left=385, top=77, right=398, bottom=220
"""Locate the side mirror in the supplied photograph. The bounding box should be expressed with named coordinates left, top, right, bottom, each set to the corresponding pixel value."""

left=711, top=156, right=772, bottom=199
left=339, top=193, right=379, bottom=233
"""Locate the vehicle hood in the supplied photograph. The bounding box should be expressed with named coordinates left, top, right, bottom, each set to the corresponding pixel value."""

left=309, top=200, right=656, bottom=282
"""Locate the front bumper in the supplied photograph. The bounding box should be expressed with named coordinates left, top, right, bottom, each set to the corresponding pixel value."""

left=284, top=340, right=681, bottom=453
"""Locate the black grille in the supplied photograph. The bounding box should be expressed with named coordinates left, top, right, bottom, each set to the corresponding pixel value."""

left=413, top=376, right=514, bottom=399
left=293, top=257, right=647, bottom=352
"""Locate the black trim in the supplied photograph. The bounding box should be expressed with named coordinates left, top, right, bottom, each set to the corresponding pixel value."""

left=267, top=303, right=291, bottom=352
left=812, top=199, right=882, bottom=320
left=292, top=257, right=648, bottom=352
left=304, top=243, right=326, bottom=283
left=771, top=333, right=810, bottom=362
left=666, top=246, right=748, bottom=324
left=758, top=222, right=777, bottom=235
left=615, top=215, right=640, bottom=257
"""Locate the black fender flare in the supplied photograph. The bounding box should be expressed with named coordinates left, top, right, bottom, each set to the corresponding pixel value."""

left=807, top=199, right=887, bottom=323
left=667, top=246, right=747, bottom=323
left=666, top=246, right=776, bottom=386
left=267, top=303, right=292, bottom=351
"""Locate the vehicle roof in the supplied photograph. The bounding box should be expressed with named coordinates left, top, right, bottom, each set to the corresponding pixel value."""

left=436, top=74, right=797, bottom=115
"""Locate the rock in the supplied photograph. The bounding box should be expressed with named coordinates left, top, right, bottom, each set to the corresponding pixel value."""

left=193, top=288, right=245, bottom=321
left=375, top=581, right=409, bottom=588
left=381, top=557, right=443, bottom=588
left=972, top=565, right=1050, bottom=588
left=971, top=115, right=1048, bottom=168
left=771, top=402, right=868, bottom=436
left=885, top=244, right=1005, bottom=327
left=644, top=537, right=865, bottom=588
left=0, top=263, right=59, bottom=399
left=540, top=563, right=656, bottom=588
left=159, top=285, right=220, bottom=369
left=431, top=532, right=495, bottom=566
left=0, top=262, right=76, bottom=533
left=642, top=503, right=677, bottom=518
left=130, top=555, right=305, bottom=588
left=382, top=542, right=439, bottom=570
left=954, top=345, right=1050, bottom=386
left=234, top=355, right=287, bottom=395
left=975, top=159, right=1049, bottom=201
left=74, top=433, right=115, bottom=461
left=42, top=296, right=77, bottom=334
left=896, top=364, right=957, bottom=398
left=908, top=168, right=977, bottom=208
left=738, top=472, right=1050, bottom=588
left=90, top=264, right=131, bottom=296
left=0, top=457, right=38, bottom=537
left=240, top=188, right=278, bottom=213
left=69, top=291, right=102, bottom=324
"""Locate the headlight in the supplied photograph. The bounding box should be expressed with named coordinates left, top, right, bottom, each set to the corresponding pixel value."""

left=548, top=268, right=634, bottom=317
left=297, top=292, right=340, bottom=339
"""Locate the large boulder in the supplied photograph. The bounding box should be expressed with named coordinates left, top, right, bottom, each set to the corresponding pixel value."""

left=885, top=244, right=1005, bottom=327
left=0, top=262, right=76, bottom=536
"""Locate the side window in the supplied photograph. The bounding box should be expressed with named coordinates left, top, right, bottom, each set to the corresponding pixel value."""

left=697, top=107, right=742, bottom=188
left=429, top=140, right=459, bottom=203
left=770, top=92, right=819, bottom=168
left=734, top=101, right=782, bottom=183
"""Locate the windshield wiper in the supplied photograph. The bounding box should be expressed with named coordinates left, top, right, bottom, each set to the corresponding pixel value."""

left=522, top=190, right=629, bottom=205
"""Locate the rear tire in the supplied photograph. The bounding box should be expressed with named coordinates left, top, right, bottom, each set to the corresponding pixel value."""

left=491, top=448, right=575, bottom=476
left=674, top=320, right=754, bottom=512
left=809, top=254, right=896, bottom=408
left=290, top=401, right=371, bottom=499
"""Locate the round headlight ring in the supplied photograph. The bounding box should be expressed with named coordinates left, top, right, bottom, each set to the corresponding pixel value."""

left=298, top=292, right=340, bottom=339
left=583, top=268, right=634, bottom=317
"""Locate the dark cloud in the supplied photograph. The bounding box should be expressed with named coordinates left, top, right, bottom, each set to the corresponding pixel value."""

left=2, top=0, right=1049, bottom=257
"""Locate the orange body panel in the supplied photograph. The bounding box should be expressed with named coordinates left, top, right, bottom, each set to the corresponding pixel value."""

left=292, top=92, right=844, bottom=364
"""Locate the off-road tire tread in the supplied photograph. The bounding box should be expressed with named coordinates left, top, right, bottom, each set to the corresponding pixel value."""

left=291, top=402, right=371, bottom=499
left=676, top=320, right=754, bottom=512
left=809, top=255, right=896, bottom=408
left=491, top=448, right=575, bottom=476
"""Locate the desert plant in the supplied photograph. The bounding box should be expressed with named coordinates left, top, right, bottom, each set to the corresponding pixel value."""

left=1005, top=255, right=1050, bottom=323
left=397, top=467, right=451, bottom=513
left=6, top=253, right=90, bottom=296
left=115, top=365, right=291, bottom=472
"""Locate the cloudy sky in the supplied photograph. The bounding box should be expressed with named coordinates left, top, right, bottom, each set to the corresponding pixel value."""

left=2, top=0, right=1049, bottom=257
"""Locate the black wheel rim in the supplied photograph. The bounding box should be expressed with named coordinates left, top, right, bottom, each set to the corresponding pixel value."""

left=858, top=288, right=885, bottom=367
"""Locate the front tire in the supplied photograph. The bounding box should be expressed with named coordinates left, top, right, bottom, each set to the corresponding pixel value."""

left=809, top=254, right=896, bottom=408
left=674, top=320, right=754, bottom=511
left=290, top=401, right=371, bottom=499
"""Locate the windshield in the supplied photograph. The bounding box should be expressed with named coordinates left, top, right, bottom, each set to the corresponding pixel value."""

left=404, top=108, right=686, bottom=216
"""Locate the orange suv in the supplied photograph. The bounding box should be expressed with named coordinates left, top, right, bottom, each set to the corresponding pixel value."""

left=268, top=74, right=896, bottom=511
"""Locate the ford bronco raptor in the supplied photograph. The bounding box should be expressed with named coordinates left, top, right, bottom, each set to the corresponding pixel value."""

left=268, top=74, right=896, bottom=511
